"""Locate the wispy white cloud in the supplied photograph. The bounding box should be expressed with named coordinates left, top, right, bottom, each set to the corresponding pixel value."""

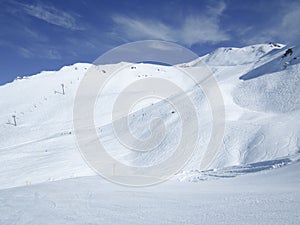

left=18, top=47, right=34, bottom=59
left=241, top=0, right=300, bottom=45
left=111, top=1, right=229, bottom=46
left=0, top=39, right=34, bottom=59
left=16, top=46, right=62, bottom=60
left=47, top=49, right=62, bottom=60
left=206, top=0, right=226, bottom=16
left=180, top=14, right=229, bottom=46
left=112, top=15, right=172, bottom=41
left=146, top=41, right=178, bottom=51
left=11, top=1, right=84, bottom=30
left=276, top=1, right=300, bottom=44
left=0, top=39, right=63, bottom=60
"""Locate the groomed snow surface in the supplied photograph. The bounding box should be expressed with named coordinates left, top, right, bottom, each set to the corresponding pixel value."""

left=0, top=43, right=299, bottom=224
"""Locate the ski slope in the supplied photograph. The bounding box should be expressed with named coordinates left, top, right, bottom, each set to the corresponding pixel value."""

left=0, top=43, right=299, bottom=224
left=0, top=157, right=299, bottom=225
left=0, top=43, right=300, bottom=188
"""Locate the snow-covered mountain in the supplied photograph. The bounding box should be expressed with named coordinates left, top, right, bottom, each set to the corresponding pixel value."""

left=0, top=43, right=300, bottom=189
left=1, top=43, right=300, bottom=225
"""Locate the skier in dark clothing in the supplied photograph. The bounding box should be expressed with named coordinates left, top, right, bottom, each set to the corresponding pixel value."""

left=282, top=48, right=293, bottom=58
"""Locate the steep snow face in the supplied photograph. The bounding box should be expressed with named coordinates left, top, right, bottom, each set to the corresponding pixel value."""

left=203, top=45, right=300, bottom=169
left=234, top=64, right=300, bottom=113
left=0, top=43, right=299, bottom=188
left=178, top=44, right=300, bottom=170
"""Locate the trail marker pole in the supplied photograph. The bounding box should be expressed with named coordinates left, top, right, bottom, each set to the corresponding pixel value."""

left=61, top=84, right=65, bottom=95
left=12, top=115, right=17, bottom=126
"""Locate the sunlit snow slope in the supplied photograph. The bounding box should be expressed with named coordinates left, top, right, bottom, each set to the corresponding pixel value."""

left=0, top=43, right=299, bottom=189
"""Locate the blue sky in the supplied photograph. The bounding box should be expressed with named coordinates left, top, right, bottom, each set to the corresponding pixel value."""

left=0, top=0, right=300, bottom=85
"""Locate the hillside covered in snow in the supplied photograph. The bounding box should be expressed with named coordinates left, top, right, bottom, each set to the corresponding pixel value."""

left=1, top=43, right=299, bottom=187
left=0, top=43, right=299, bottom=224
